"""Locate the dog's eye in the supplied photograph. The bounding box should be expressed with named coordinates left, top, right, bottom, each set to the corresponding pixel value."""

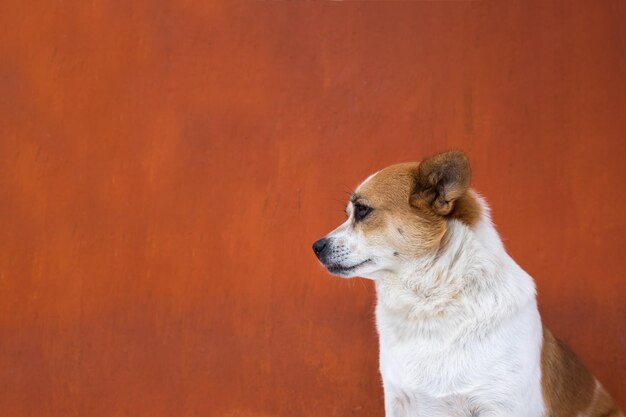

left=354, top=204, right=372, bottom=222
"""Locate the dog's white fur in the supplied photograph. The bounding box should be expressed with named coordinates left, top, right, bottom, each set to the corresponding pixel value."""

left=328, top=188, right=544, bottom=416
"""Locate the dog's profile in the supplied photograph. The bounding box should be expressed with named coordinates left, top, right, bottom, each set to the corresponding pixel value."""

left=313, top=151, right=622, bottom=417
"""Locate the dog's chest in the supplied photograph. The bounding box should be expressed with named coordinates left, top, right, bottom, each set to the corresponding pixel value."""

left=376, top=303, right=545, bottom=417
left=379, top=338, right=526, bottom=417
left=376, top=307, right=481, bottom=394
left=380, top=343, right=482, bottom=416
left=379, top=329, right=476, bottom=395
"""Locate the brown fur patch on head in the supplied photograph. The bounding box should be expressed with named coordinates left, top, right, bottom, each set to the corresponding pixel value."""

left=541, top=327, right=622, bottom=417
left=354, top=163, right=446, bottom=256
left=352, top=152, right=481, bottom=258
left=449, top=190, right=482, bottom=227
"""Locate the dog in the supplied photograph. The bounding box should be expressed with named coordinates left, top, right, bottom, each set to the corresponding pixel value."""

left=312, top=151, right=622, bottom=417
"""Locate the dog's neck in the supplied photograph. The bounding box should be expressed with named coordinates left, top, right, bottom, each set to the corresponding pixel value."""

left=374, top=204, right=537, bottom=342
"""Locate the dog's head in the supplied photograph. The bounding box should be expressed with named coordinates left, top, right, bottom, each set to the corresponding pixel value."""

left=312, top=151, right=480, bottom=279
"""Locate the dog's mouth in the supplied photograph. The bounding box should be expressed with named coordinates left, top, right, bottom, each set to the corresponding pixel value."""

left=327, top=259, right=371, bottom=275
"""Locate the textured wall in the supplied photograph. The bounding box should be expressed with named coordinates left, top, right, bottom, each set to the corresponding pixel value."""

left=0, top=1, right=624, bottom=416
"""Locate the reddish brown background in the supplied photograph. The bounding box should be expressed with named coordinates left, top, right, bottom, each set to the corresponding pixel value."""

left=0, top=1, right=624, bottom=416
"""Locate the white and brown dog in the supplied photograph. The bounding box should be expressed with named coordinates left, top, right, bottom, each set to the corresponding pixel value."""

left=313, top=151, right=622, bottom=417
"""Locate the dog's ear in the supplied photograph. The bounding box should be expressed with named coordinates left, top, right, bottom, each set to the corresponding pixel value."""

left=410, top=151, right=471, bottom=216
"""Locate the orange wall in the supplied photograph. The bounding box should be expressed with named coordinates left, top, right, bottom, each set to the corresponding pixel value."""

left=0, top=1, right=624, bottom=416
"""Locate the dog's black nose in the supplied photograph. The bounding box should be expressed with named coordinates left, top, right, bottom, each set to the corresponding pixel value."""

left=312, top=238, right=328, bottom=258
